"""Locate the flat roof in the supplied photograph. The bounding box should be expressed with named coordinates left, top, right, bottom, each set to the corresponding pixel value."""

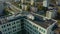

left=0, top=15, right=25, bottom=25
left=0, top=11, right=57, bottom=29
left=26, top=13, right=56, bottom=29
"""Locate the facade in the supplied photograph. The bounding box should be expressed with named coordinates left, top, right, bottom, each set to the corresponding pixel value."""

left=23, top=14, right=57, bottom=34
left=0, top=15, right=22, bottom=34
left=43, top=0, right=50, bottom=7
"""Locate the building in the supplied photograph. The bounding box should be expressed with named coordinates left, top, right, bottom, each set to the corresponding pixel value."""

left=0, top=10, right=57, bottom=34
left=23, top=13, right=57, bottom=34
left=0, top=0, right=58, bottom=34
left=0, top=15, right=23, bottom=34
left=43, top=0, right=50, bottom=7
left=46, top=10, right=57, bottom=19
left=21, top=4, right=27, bottom=10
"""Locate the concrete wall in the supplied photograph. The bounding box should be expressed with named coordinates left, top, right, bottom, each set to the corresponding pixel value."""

left=47, top=22, right=56, bottom=34
left=26, top=19, right=47, bottom=34
left=0, top=2, right=4, bottom=15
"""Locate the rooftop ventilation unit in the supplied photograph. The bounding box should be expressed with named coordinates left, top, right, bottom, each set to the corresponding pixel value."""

left=27, top=14, right=34, bottom=20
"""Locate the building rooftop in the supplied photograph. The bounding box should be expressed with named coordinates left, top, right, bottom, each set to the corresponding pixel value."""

left=34, top=11, right=46, bottom=16
left=0, top=1, right=57, bottom=28
left=0, top=14, right=25, bottom=25
left=26, top=12, right=56, bottom=29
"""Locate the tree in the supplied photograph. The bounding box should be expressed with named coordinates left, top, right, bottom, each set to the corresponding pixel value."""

left=37, top=5, right=43, bottom=11
left=37, top=4, right=48, bottom=11
left=26, top=5, right=30, bottom=11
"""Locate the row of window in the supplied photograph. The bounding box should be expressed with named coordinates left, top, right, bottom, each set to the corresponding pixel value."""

left=25, top=26, right=35, bottom=34
left=24, top=20, right=45, bottom=33
left=1, top=20, right=20, bottom=28
left=2, top=20, right=21, bottom=34
left=3, top=26, right=21, bottom=34
left=24, top=22, right=39, bottom=34
left=2, top=23, right=21, bottom=32
left=4, top=31, right=12, bottom=34
left=24, top=20, right=38, bottom=30
left=24, top=24, right=40, bottom=34
left=39, top=28, right=45, bottom=33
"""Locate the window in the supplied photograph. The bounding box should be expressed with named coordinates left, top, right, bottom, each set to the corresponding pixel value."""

left=17, top=24, right=21, bottom=27
left=41, top=29, right=43, bottom=32
left=4, top=25, right=5, bottom=28
left=8, top=28, right=11, bottom=31
left=20, top=5, right=22, bottom=9
left=12, top=26, right=16, bottom=29
left=0, top=31, right=2, bottom=34
left=16, top=21, right=20, bottom=23
left=33, top=25, right=38, bottom=29
left=2, top=25, right=6, bottom=28
left=43, top=30, right=45, bottom=33
left=39, top=28, right=41, bottom=30
left=3, top=29, right=7, bottom=32
left=5, top=33, right=8, bottom=34
left=39, top=28, right=45, bottom=33
left=39, top=32, right=41, bottom=34
left=52, top=24, right=58, bottom=31
left=17, top=28, right=20, bottom=30
left=7, top=24, right=11, bottom=26
left=12, top=22, right=15, bottom=25
left=13, top=29, right=16, bottom=32
left=14, top=22, right=15, bottom=24
left=8, top=31, right=12, bottom=34
left=5, top=29, right=7, bottom=31
left=2, top=26, right=3, bottom=28
left=8, top=28, right=9, bottom=30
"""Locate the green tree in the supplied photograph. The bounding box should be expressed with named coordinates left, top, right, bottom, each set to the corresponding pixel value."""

left=26, top=5, right=30, bottom=11
left=37, top=4, right=44, bottom=11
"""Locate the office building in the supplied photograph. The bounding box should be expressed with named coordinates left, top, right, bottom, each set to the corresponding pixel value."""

left=23, top=13, right=57, bottom=34
left=0, top=15, right=23, bottom=34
